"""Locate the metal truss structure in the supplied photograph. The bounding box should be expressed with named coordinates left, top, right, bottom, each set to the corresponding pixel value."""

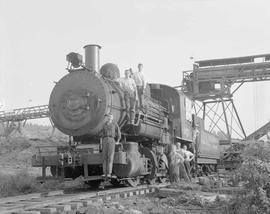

left=0, top=105, right=49, bottom=122
left=193, top=99, right=245, bottom=141
left=182, top=53, right=270, bottom=143
left=0, top=105, right=50, bottom=137
left=244, top=120, right=270, bottom=141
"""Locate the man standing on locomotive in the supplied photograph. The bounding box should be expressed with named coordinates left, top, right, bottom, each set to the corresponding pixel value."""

left=132, top=63, right=145, bottom=109
left=101, top=114, right=121, bottom=179
left=117, top=69, right=137, bottom=124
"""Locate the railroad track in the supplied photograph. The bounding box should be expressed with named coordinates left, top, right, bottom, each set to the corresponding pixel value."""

left=0, top=184, right=167, bottom=214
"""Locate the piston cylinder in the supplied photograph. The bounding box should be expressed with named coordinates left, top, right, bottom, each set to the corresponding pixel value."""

left=113, top=142, right=146, bottom=178
left=84, top=44, right=101, bottom=72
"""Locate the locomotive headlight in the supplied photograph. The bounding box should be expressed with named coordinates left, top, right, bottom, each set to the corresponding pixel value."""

left=66, top=52, right=83, bottom=68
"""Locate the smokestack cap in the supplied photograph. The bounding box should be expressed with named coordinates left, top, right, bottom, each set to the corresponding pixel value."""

left=83, top=44, right=102, bottom=49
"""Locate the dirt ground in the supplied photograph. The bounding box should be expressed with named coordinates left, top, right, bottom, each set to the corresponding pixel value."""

left=75, top=182, right=231, bottom=214
left=0, top=124, right=232, bottom=214
left=0, top=124, right=68, bottom=175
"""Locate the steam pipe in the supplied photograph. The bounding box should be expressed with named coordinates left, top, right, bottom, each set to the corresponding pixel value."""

left=83, top=44, right=101, bottom=72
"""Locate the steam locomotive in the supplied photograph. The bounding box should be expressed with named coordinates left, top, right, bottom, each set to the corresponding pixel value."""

left=32, top=44, right=220, bottom=187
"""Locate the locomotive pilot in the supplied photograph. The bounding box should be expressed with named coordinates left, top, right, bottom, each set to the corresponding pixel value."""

left=131, top=63, right=145, bottom=109
left=101, top=114, right=121, bottom=178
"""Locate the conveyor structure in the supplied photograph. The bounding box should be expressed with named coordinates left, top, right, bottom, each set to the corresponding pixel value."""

left=0, top=105, right=50, bottom=137
left=182, top=53, right=270, bottom=142
left=244, top=120, right=270, bottom=141
left=0, top=105, right=49, bottom=122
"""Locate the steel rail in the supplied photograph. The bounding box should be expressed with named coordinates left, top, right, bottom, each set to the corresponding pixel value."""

left=0, top=183, right=167, bottom=214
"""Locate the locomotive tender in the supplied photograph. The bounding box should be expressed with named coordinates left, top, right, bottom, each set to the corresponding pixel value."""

left=32, top=44, right=220, bottom=186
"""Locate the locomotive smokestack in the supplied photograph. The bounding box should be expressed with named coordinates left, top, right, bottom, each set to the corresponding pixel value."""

left=83, top=44, right=101, bottom=72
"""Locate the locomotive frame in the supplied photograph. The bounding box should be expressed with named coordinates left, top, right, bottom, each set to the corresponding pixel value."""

left=32, top=44, right=220, bottom=186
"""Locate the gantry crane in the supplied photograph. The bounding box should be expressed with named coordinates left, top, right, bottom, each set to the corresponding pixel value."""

left=181, top=53, right=270, bottom=143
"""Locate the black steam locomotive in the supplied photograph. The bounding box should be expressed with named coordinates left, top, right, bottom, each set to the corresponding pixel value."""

left=32, top=45, right=220, bottom=187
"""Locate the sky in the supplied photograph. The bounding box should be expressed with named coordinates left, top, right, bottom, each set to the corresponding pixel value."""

left=1, top=0, right=270, bottom=135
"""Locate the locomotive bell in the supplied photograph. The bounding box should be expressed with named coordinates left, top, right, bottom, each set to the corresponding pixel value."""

left=84, top=44, right=101, bottom=72
left=100, top=63, right=120, bottom=80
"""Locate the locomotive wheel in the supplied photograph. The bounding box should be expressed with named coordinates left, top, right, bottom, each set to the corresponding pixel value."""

left=50, top=166, right=60, bottom=177
left=50, top=166, right=74, bottom=178
left=86, top=180, right=102, bottom=188
left=158, top=177, right=167, bottom=184
left=147, top=177, right=156, bottom=185
left=139, top=147, right=158, bottom=183
left=125, top=177, right=140, bottom=187
left=110, top=178, right=122, bottom=187
left=143, top=159, right=156, bottom=184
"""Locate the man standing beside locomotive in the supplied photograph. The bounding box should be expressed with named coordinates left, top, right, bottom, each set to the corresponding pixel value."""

left=131, top=63, right=145, bottom=109
left=182, top=145, right=195, bottom=180
left=101, top=114, right=121, bottom=179
left=176, top=142, right=190, bottom=182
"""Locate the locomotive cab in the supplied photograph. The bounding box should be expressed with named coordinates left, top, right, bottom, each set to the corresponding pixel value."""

left=148, top=83, right=220, bottom=173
